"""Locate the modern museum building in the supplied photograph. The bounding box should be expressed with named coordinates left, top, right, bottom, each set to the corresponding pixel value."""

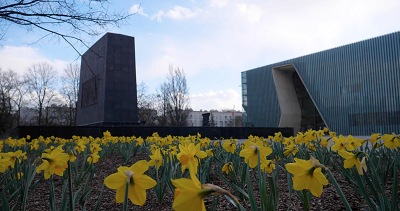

left=241, top=32, right=400, bottom=135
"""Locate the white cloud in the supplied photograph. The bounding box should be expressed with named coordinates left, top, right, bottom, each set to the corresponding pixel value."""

left=151, top=6, right=199, bottom=22
left=190, top=89, right=241, bottom=111
left=236, top=3, right=262, bottom=23
left=210, top=0, right=229, bottom=7
left=0, top=46, right=68, bottom=75
left=151, top=10, right=165, bottom=22
left=165, top=6, right=198, bottom=20
left=129, top=4, right=148, bottom=17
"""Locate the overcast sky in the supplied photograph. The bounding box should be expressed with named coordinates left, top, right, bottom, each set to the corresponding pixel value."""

left=2, top=0, right=400, bottom=111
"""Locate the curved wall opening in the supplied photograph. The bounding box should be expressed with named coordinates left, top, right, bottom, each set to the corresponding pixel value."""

left=272, top=64, right=326, bottom=134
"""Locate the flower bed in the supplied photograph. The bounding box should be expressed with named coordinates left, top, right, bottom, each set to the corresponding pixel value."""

left=0, top=130, right=399, bottom=211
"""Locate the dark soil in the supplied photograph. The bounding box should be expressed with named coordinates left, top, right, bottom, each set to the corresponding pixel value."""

left=23, top=150, right=397, bottom=211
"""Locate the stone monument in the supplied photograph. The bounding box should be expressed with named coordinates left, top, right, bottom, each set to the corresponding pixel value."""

left=76, top=33, right=139, bottom=126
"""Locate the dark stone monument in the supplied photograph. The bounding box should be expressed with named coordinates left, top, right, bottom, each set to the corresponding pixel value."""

left=202, top=113, right=210, bottom=126
left=76, top=33, right=139, bottom=126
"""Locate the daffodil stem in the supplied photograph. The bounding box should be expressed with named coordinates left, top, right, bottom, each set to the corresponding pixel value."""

left=326, top=169, right=352, bottom=211
left=68, top=161, right=74, bottom=211
left=123, top=181, right=129, bottom=211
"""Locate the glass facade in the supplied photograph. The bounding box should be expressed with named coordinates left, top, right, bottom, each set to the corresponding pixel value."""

left=242, top=32, right=400, bottom=135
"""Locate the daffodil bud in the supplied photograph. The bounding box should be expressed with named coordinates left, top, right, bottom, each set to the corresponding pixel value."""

left=310, top=155, right=327, bottom=170
left=359, top=157, right=367, bottom=175
left=201, top=184, right=240, bottom=206
left=201, top=184, right=229, bottom=195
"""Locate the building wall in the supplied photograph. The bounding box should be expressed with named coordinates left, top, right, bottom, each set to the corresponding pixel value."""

left=242, top=32, right=400, bottom=135
left=187, top=111, right=242, bottom=127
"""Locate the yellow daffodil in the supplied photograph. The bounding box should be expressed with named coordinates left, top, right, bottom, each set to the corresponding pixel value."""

left=282, top=136, right=294, bottom=146
left=295, top=132, right=306, bottom=145
left=169, top=145, right=178, bottom=156
left=74, top=139, right=86, bottom=154
left=222, top=162, right=233, bottom=174
left=177, top=143, right=207, bottom=175
left=213, top=140, right=219, bottom=147
left=347, top=135, right=362, bottom=149
left=171, top=174, right=210, bottom=211
left=305, top=130, right=317, bottom=142
left=285, top=157, right=328, bottom=197
left=283, top=143, right=299, bottom=157
left=274, top=132, right=282, bottom=142
left=104, top=160, right=156, bottom=206
left=30, top=141, right=39, bottom=150
left=44, top=146, right=56, bottom=154
left=260, top=159, right=275, bottom=173
left=370, top=133, right=380, bottom=145
left=239, top=141, right=273, bottom=168
left=90, top=143, right=102, bottom=153
left=222, top=140, right=236, bottom=153
left=36, top=147, right=69, bottom=179
left=338, top=150, right=363, bottom=174
left=329, top=131, right=336, bottom=138
left=68, top=151, right=76, bottom=163
left=0, top=155, right=12, bottom=173
left=320, top=137, right=330, bottom=148
left=331, top=135, right=355, bottom=151
left=381, top=134, right=400, bottom=149
left=87, top=152, right=100, bottom=164
left=206, top=149, right=214, bottom=157
left=1, top=150, right=27, bottom=168
left=148, top=149, right=163, bottom=169
left=150, top=145, right=159, bottom=153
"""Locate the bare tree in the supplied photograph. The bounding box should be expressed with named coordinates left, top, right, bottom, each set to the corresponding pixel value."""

left=0, top=0, right=132, bottom=45
left=164, top=65, right=191, bottom=126
left=10, top=73, right=28, bottom=126
left=24, top=62, right=58, bottom=125
left=0, top=68, right=19, bottom=133
left=60, top=62, right=80, bottom=126
left=156, top=82, right=169, bottom=126
left=137, top=82, right=157, bottom=125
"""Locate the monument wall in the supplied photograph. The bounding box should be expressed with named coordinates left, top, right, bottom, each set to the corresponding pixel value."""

left=76, top=33, right=138, bottom=126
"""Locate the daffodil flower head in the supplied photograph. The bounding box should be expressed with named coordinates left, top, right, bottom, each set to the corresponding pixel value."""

left=104, top=160, right=156, bottom=206
left=260, top=159, right=276, bottom=173
left=148, top=149, right=163, bottom=169
left=285, top=156, right=328, bottom=197
left=331, top=135, right=355, bottom=151
left=222, top=140, right=236, bottom=153
left=177, top=143, right=207, bottom=175
left=222, top=162, right=233, bottom=174
left=0, top=155, right=12, bottom=173
left=87, top=152, right=100, bottom=164
left=171, top=172, right=238, bottom=211
left=36, top=147, right=69, bottom=179
left=1, top=150, right=27, bottom=168
left=239, top=141, right=273, bottom=168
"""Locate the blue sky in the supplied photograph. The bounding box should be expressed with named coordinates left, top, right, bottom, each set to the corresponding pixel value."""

left=2, top=0, right=400, bottom=111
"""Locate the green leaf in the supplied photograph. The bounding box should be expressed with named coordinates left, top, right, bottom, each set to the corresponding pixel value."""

left=1, top=188, right=10, bottom=211
left=390, top=159, right=398, bottom=211
left=61, top=181, right=69, bottom=211
left=94, top=183, right=105, bottom=211
left=246, top=163, right=258, bottom=211
left=79, top=188, right=93, bottom=209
